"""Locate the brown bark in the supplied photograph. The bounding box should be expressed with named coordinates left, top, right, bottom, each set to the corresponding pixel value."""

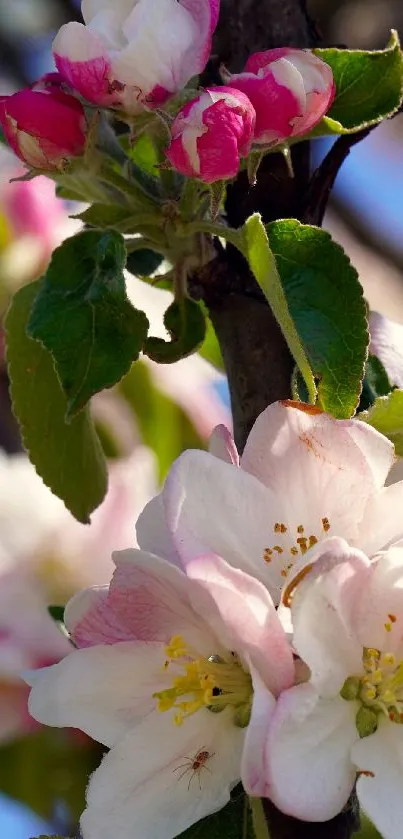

left=193, top=1, right=360, bottom=837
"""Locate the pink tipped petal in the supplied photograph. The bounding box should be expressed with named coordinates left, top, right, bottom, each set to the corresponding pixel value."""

left=26, top=641, right=166, bottom=747
left=353, top=720, right=403, bottom=839
left=289, top=539, right=370, bottom=695
left=166, top=87, right=255, bottom=183
left=241, top=664, right=276, bottom=796
left=82, top=708, right=244, bottom=839
left=0, top=85, right=86, bottom=169
left=208, top=425, right=239, bottom=465
left=186, top=553, right=294, bottom=694
left=229, top=71, right=300, bottom=143
left=67, top=550, right=216, bottom=654
left=53, top=22, right=113, bottom=107
left=231, top=48, right=334, bottom=145
left=180, top=0, right=220, bottom=79
left=266, top=684, right=358, bottom=821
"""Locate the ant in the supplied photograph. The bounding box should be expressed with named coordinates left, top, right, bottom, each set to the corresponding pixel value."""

left=173, top=748, right=216, bottom=790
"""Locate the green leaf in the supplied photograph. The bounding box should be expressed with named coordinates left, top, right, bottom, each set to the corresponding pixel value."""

left=365, top=354, right=393, bottom=398
left=5, top=282, right=107, bottom=523
left=73, top=204, right=164, bottom=237
left=126, top=248, right=164, bottom=277
left=267, top=219, right=368, bottom=418
left=358, top=354, right=393, bottom=412
left=315, top=31, right=403, bottom=133
left=243, top=214, right=317, bottom=405
left=177, top=786, right=254, bottom=839
left=144, top=297, right=206, bottom=363
left=359, top=389, right=403, bottom=454
left=27, top=230, right=149, bottom=418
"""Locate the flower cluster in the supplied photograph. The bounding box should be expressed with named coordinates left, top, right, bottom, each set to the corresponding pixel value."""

left=26, top=400, right=403, bottom=839
left=0, top=0, right=334, bottom=182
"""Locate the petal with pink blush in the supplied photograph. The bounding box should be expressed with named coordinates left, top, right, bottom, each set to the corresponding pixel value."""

left=208, top=425, right=239, bottom=465
left=53, top=23, right=112, bottom=107
left=266, top=684, right=358, bottom=821
left=67, top=550, right=217, bottom=655
left=186, top=553, right=294, bottom=695
left=26, top=641, right=166, bottom=747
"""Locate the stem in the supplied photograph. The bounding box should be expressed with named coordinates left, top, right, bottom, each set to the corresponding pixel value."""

left=250, top=797, right=271, bottom=839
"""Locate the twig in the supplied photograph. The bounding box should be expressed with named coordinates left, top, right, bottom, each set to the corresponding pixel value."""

left=303, top=127, right=374, bottom=226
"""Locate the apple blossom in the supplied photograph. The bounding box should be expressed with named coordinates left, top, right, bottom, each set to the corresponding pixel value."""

left=0, top=447, right=157, bottom=741
left=266, top=538, right=403, bottom=839
left=137, top=400, right=403, bottom=604
left=26, top=548, right=294, bottom=839
left=165, top=87, right=256, bottom=183
left=229, top=48, right=335, bottom=145
left=0, top=566, right=71, bottom=742
left=0, top=80, right=87, bottom=171
left=52, top=0, right=220, bottom=115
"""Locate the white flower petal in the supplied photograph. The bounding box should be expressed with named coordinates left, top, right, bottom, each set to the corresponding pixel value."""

left=26, top=641, right=165, bottom=747
left=208, top=425, right=239, bottom=465
left=241, top=664, right=276, bottom=796
left=135, top=493, right=180, bottom=566
left=290, top=538, right=369, bottom=695
left=266, top=684, right=357, bottom=821
left=241, top=402, right=392, bottom=544
left=353, top=545, right=403, bottom=653
left=353, top=719, right=403, bottom=839
left=358, top=482, right=403, bottom=557
left=81, top=709, right=244, bottom=839
left=164, top=449, right=287, bottom=595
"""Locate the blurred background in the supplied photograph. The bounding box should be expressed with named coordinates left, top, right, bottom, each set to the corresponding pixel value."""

left=0, top=1, right=402, bottom=837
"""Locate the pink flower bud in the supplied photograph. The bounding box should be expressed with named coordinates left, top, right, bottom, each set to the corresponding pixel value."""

left=0, top=79, right=87, bottom=170
left=166, top=87, right=256, bottom=183
left=230, top=48, right=335, bottom=145
left=52, top=0, right=220, bottom=115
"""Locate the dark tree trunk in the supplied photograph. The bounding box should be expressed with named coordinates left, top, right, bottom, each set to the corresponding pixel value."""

left=194, top=1, right=360, bottom=836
